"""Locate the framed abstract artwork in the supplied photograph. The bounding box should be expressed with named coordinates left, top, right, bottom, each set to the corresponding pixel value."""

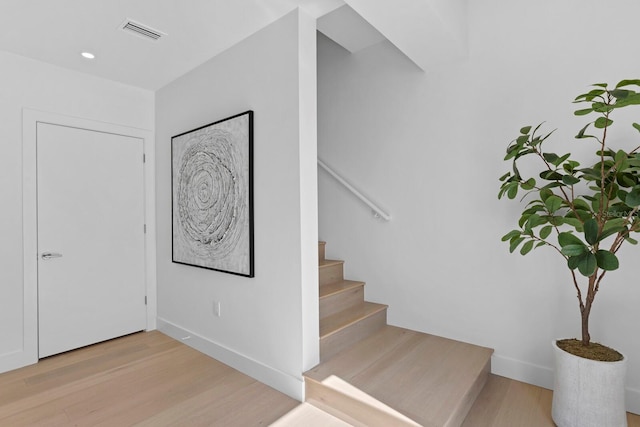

left=171, top=110, right=254, bottom=277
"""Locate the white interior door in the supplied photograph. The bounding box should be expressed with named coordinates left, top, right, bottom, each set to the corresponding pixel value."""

left=37, top=122, right=146, bottom=358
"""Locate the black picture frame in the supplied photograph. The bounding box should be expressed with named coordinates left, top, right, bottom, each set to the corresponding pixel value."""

left=171, top=110, right=254, bottom=277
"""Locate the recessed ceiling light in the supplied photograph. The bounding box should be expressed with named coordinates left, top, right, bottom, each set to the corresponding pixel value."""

left=81, top=52, right=95, bottom=59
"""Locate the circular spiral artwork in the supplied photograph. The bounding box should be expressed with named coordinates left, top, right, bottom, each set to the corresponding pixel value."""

left=172, top=113, right=252, bottom=275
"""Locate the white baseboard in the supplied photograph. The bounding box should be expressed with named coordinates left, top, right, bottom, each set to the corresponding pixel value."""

left=492, top=353, right=640, bottom=415
left=627, top=388, right=640, bottom=415
left=491, top=353, right=554, bottom=390
left=0, top=349, right=37, bottom=375
left=157, top=318, right=304, bottom=401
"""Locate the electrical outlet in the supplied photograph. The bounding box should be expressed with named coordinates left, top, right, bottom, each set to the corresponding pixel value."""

left=213, top=300, right=221, bottom=317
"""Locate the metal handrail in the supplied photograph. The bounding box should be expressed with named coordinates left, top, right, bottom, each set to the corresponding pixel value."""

left=317, top=158, right=392, bottom=221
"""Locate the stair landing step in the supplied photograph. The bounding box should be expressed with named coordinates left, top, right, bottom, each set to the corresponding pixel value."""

left=320, top=302, right=387, bottom=339
left=307, top=325, right=494, bottom=427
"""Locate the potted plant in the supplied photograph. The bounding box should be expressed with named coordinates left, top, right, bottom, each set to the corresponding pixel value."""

left=498, top=79, right=640, bottom=427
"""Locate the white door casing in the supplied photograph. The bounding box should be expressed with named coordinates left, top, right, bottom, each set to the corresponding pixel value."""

left=37, top=122, right=146, bottom=358
left=9, top=109, right=156, bottom=373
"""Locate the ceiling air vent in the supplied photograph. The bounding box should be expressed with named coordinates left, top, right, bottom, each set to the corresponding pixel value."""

left=119, top=19, right=165, bottom=41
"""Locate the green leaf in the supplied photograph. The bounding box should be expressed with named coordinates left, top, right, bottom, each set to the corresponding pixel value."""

left=541, top=182, right=565, bottom=190
left=509, top=237, right=525, bottom=253
left=574, top=108, right=593, bottom=116
left=544, top=195, right=563, bottom=213
left=579, top=167, right=601, bottom=180
left=521, top=178, right=536, bottom=190
left=568, top=256, right=580, bottom=270
left=501, top=230, right=521, bottom=242
left=599, top=226, right=625, bottom=242
left=633, top=123, right=640, bottom=133
left=520, top=240, right=535, bottom=255
left=520, top=126, right=532, bottom=135
left=584, top=218, right=599, bottom=245
left=561, top=244, right=587, bottom=256
left=577, top=252, right=597, bottom=277
left=626, top=236, right=639, bottom=245
left=523, top=204, right=545, bottom=215
left=528, top=213, right=547, bottom=228
left=594, top=117, right=614, bottom=129
left=618, top=175, right=636, bottom=189
left=554, top=153, right=571, bottom=166
left=562, top=175, right=580, bottom=186
left=543, top=153, right=559, bottom=163
left=615, top=93, right=640, bottom=108
left=596, top=250, right=619, bottom=271
left=611, top=89, right=631, bottom=99
left=616, top=79, right=640, bottom=88
left=593, top=102, right=614, bottom=113
left=613, top=150, right=629, bottom=173
left=540, top=188, right=553, bottom=202
left=558, top=232, right=585, bottom=247
left=507, top=182, right=518, bottom=199
left=576, top=122, right=595, bottom=139
left=548, top=216, right=564, bottom=227
left=626, top=188, right=640, bottom=207
left=593, top=83, right=609, bottom=88
left=576, top=210, right=593, bottom=223
left=573, top=199, right=592, bottom=212
left=604, top=218, right=627, bottom=230
left=539, top=171, right=563, bottom=181
left=562, top=217, right=584, bottom=231
left=518, top=213, right=530, bottom=228
left=504, top=145, right=520, bottom=161
left=539, top=225, right=553, bottom=239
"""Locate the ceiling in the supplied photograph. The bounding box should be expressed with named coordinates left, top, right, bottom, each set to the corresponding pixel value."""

left=0, top=0, right=467, bottom=91
left=0, top=0, right=332, bottom=90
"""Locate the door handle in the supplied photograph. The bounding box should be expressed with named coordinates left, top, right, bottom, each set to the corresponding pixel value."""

left=41, top=252, right=63, bottom=260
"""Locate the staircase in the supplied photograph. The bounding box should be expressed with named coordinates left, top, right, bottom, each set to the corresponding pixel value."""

left=272, top=241, right=494, bottom=427
left=318, top=241, right=388, bottom=361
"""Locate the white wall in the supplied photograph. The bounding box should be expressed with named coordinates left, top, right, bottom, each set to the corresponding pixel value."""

left=155, top=9, right=318, bottom=401
left=0, top=51, right=154, bottom=372
left=317, top=0, right=640, bottom=413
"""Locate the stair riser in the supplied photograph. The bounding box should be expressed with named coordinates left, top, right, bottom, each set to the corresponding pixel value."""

left=305, top=377, right=420, bottom=427
left=318, top=242, right=326, bottom=262
left=447, top=359, right=491, bottom=427
left=320, top=263, right=344, bottom=286
left=320, top=308, right=387, bottom=362
left=320, top=287, right=365, bottom=320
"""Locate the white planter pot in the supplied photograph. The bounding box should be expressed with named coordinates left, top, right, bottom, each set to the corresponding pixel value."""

left=552, top=341, right=627, bottom=427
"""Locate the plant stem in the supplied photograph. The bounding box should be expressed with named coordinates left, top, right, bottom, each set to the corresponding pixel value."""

left=581, top=272, right=598, bottom=346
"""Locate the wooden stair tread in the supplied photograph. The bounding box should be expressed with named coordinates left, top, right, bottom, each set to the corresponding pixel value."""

left=320, top=302, right=387, bottom=339
left=307, top=325, right=493, bottom=427
left=320, top=259, right=344, bottom=268
left=320, top=280, right=364, bottom=299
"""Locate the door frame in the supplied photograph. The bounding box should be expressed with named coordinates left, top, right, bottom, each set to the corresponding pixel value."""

left=20, top=108, right=156, bottom=368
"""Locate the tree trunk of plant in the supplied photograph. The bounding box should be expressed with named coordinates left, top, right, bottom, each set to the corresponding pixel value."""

left=581, top=274, right=597, bottom=346
left=581, top=303, right=591, bottom=346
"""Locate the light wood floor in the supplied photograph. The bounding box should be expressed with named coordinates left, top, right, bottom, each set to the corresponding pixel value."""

left=2, top=331, right=639, bottom=427
left=462, top=374, right=640, bottom=427
left=0, top=331, right=298, bottom=426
